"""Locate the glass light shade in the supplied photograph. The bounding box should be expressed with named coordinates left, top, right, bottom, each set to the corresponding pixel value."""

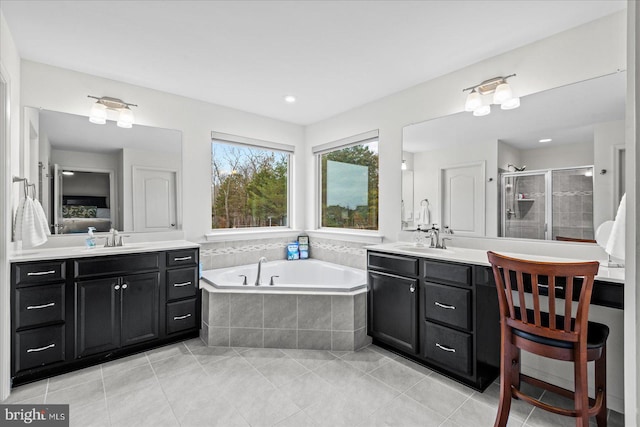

left=493, top=82, right=513, bottom=105
left=473, top=105, right=491, bottom=117
left=401, top=160, right=407, bottom=170
left=501, top=97, right=520, bottom=110
left=89, top=102, right=107, bottom=124
left=116, top=107, right=134, bottom=128
left=464, top=91, right=482, bottom=112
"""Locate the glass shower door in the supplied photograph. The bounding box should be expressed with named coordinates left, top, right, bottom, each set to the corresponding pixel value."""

left=501, top=172, right=549, bottom=240
left=551, top=167, right=594, bottom=240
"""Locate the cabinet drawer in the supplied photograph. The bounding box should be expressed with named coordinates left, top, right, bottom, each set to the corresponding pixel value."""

left=167, top=268, right=198, bottom=301
left=424, top=321, right=472, bottom=376
left=167, top=249, right=198, bottom=267
left=14, top=325, right=65, bottom=372
left=14, top=261, right=65, bottom=287
left=166, top=299, right=197, bottom=334
left=423, top=260, right=471, bottom=287
left=74, top=253, right=159, bottom=278
left=368, top=252, right=418, bottom=277
left=424, top=283, right=471, bottom=331
left=15, top=284, right=65, bottom=329
left=474, top=266, right=496, bottom=288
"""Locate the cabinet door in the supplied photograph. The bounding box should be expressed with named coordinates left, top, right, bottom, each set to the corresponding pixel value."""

left=75, top=278, right=120, bottom=358
left=368, top=271, right=419, bottom=354
left=121, top=272, right=160, bottom=347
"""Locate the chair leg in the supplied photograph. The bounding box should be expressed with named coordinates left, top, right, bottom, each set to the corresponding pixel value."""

left=495, top=330, right=516, bottom=427
left=595, top=346, right=607, bottom=427
left=574, top=348, right=590, bottom=427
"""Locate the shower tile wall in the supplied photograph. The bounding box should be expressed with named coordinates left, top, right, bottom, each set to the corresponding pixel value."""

left=199, top=236, right=367, bottom=271
left=506, top=175, right=546, bottom=240
left=552, top=170, right=594, bottom=240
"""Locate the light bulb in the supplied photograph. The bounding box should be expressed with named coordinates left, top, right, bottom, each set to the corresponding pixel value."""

left=89, top=102, right=107, bottom=124
left=401, top=160, right=407, bottom=170
left=493, top=82, right=513, bottom=105
left=501, top=97, right=520, bottom=110
left=464, top=90, right=482, bottom=112
left=473, top=105, right=491, bottom=117
left=116, top=107, right=134, bottom=128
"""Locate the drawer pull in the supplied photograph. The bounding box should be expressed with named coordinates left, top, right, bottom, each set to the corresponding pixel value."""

left=173, top=281, right=192, bottom=287
left=434, top=301, right=456, bottom=310
left=27, top=270, right=56, bottom=276
left=174, top=256, right=192, bottom=261
left=435, top=343, right=456, bottom=353
left=173, top=313, right=192, bottom=320
left=26, top=343, right=55, bottom=353
left=537, top=284, right=564, bottom=291
left=26, top=302, right=55, bottom=310
left=409, top=285, right=416, bottom=293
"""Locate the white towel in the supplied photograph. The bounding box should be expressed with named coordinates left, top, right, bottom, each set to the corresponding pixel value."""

left=14, top=197, right=49, bottom=248
left=33, top=198, right=51, bottom=237
left=606, top=193, right=626, bottom=260
left=420, top=205, right=430, bottom=226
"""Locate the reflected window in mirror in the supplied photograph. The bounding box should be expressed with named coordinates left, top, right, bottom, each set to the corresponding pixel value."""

left=211, top=133, right=292, bottom=229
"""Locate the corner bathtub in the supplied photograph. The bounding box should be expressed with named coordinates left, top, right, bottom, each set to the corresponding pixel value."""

left=201, top=259, right=366, bottom=293
left=199, top=259, right=370, bottom=351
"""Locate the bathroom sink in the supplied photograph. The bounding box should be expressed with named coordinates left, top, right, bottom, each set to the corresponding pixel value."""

left=394, top=245, right=455, bottom=255
left=76, top=243, right=148, bottom=253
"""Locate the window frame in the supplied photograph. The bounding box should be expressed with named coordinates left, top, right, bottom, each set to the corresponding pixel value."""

left=210, top=132, right=294, bottom=233
left=314, top=130, right=379, bottom=232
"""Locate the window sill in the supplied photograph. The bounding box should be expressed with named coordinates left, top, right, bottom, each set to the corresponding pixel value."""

left=204, top=228, right=301, bottom=242
left=307, top=229, right=384, bottom=244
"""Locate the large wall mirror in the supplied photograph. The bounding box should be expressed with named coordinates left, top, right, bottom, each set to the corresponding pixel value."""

left=402, top=71, right=626, bottom=242
left=23, top=108, right=182, bottom=235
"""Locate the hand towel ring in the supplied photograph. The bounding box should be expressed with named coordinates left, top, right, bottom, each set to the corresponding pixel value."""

left=420, top=199, right=430, bottom=208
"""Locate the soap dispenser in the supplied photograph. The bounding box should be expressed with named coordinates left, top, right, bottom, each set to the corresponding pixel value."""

left=86, top=227, right=97, bottom=248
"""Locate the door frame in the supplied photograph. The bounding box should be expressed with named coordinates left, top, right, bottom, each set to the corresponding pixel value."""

left=438, top=161, right=486, bottom=237
left=131, top=165, right=181, bottom=231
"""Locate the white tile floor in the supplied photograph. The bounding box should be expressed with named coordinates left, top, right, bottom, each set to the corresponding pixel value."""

left=2, top=339, right=625, bottom=427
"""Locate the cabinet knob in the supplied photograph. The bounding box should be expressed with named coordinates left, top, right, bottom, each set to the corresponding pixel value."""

left=409, top=285, right=416, bottom=293
left=122, top=284, right=128, bottom=289
left=114, top=285, right=120, bottom=290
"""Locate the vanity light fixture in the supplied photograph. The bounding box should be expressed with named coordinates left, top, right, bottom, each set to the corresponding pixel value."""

left=88, top=95, right=138, bottom=128
left=462, top=74, right=519, bottom=116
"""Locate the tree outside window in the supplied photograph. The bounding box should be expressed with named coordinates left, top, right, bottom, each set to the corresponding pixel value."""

left=211, top=141, right=289, bottom=229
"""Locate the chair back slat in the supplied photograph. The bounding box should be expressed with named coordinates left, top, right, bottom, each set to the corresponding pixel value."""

left=531, top=273, right=542, bottom=327
left=548, top=276, right=556, bottom=329
left=486, top=251, right=599, bottom=340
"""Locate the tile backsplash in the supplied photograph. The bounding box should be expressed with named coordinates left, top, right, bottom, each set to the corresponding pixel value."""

left=199, top=235, right=367, bottom=271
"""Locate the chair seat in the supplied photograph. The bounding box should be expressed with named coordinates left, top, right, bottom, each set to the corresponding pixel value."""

left=513, top=310, right=609, bottom=349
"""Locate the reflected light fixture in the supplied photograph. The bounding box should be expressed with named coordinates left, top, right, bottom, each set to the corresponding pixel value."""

left=62, top=171, right=74, bottom=176
left=462, top=74, right=519, bottom=116
left=284, top=95, right=296, bottom=103
left=401, top=160, right=407, bottom=170
left=88, top=95, right=138, bottom=128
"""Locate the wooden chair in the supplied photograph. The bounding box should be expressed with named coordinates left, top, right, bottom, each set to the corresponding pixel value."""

left=556, top=236, right=598, bottom=244
left=486, top=251, right=608, bottom=427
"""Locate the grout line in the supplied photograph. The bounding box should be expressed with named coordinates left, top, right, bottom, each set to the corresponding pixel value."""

left=440, top=394, right=473, bottom=425
left=43, top=379, right=49, bottom=404
left=145, top=353, right=180, bottom=425
left=99, top=365, right=112, bottom=427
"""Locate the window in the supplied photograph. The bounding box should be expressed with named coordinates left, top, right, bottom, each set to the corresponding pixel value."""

left=317, top=132, right=379, bottom=230
left=211, top=133, right=292, bottom=229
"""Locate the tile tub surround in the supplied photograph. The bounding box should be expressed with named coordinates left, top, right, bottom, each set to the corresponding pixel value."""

left=200, top=287, right=369, bottom=351
left=1, top=339, right=625, bottom=427
left=199, top=235, right=368, bottom=271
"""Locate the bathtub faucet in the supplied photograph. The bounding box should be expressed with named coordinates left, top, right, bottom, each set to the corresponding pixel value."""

left=255, top=257, right=268, bottom=286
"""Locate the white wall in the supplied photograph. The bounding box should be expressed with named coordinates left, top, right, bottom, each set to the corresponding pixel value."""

left=0, top=9, right=21, bottom=402
left=19, top=61, right=306, bottom=242
left=497, top=141, right=521, bottom=172
left=521, top=141, right=593, bottom=170
left=50, top=149, right=119, bottom=171
left=594, top=120, right=626, bottom=228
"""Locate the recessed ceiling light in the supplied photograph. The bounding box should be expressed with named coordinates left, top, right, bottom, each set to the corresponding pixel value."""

left=539, top=138, right=552, bottom=143
left=62, top=171, right=74, bottom=176
left=284, top=95, right=296, bottom=103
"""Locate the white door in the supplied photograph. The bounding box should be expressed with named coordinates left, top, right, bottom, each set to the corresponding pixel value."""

left=52, top=164, right=63, bottom=234
left=440, top=162, right=485, bottom=236
left=133, top=168, right=177, bottom=232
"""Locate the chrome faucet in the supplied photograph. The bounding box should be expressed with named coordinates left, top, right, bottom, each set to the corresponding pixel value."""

left=428, top=225, right=440, bottom=248
left=255, top=257, right=268, bottom=286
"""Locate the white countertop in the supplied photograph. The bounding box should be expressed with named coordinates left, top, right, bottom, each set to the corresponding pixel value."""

left=365, top=242, right=625, bottom=284
left=9, top=240, right=199, bottom=263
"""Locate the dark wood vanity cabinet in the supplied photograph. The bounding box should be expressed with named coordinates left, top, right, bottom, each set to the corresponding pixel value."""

left=367, top=251, right=500, bottom=391
left=10, top=247, right=200, bottom=386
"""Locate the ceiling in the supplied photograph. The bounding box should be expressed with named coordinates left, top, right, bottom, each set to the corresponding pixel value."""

left=402, top=71, right=626, bottom=152
left=1, top=1, right=626, bottom=125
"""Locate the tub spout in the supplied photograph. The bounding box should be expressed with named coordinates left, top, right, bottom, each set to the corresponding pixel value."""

left=255, top=257, right=268, bottom=286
